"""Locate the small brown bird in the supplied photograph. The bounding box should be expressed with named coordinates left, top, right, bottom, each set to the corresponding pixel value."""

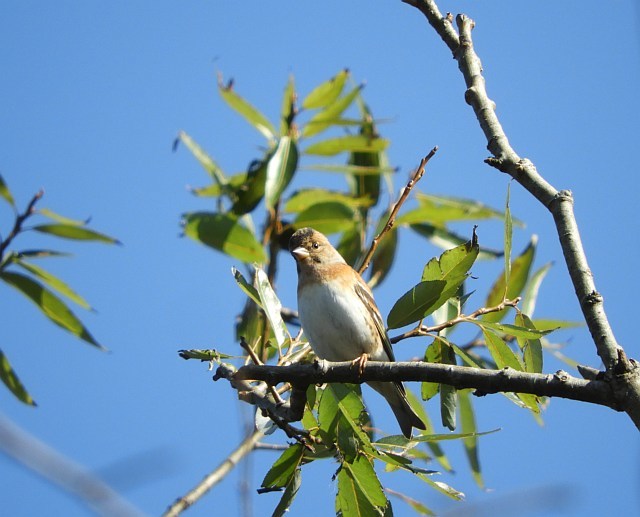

left=289, top=227, right=426, bottom=438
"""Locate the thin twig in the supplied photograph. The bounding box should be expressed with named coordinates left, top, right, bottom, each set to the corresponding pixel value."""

left=390, top=297, right=521, bottom=343
left=240, top=337, right=285, bottom=406
left=163, top=428, right=264, bottom=517
left=0, top=190, right=43, bottom=262
left=358, top=147, right=437, bottom=274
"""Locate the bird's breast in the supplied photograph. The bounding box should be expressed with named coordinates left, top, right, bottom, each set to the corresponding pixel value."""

left=298, top=281, right=381, bottom=362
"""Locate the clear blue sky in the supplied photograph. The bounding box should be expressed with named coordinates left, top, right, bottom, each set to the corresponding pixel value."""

left=1, top=2, right=639, bottom=516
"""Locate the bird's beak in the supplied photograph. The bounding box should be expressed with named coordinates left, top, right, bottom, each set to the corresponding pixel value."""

left=291, top=246, right=310, bottom=261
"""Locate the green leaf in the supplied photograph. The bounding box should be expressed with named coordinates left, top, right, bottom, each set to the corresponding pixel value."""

left=302, top=69, right=349, bottom=110
left=38, top=208, right=86, bottom=226
left=419, top=232, right=479, bottom=314
left=336, top=225, right=364, bottom=267
left=473, top=320, right=554, bottom=340
left=261, top=443, right=305, bottom=488
left=398, top=193, right=518, bottom=225
left=265, top=136, right=298, bottom=209
left=421, top=341, right=441, bottom=401
left=483, top=236, right=537, bottom=323
left=285, top=189, right=373, bottom=213
left=415, top=474, right=465, bottom=501
left=405, top=389, right=452, bottom=472
left=386, top=280, right=447, bottom=330
left=318, top=384, right=365, bottom=444
left=368, top=212, right=397, bottom=288
left=0, top=348, right=35, bottom=405
left=386, top=489, right=435, bottom=516
left=304, top=135, right=388, bottom=156
left=182, top=212, right=267, bottom=263
left=0, top=271, right=103, bottom=349
left=177, top=349, right=236, bottom=361
left=521, top=262, right=552, bottom=317
left=411, top=428, right=500, bottom=442
left=280, top=74, right=296, bottom=136
left=15, top=250, right=71, bottom=260
left=336, top=455, right=387, bottom=517
left=14, top=259, right=92, bottom=310
left=459, top=390, right=483, bottom=489
left=32, top=224, right=120, bottom=245
left=301, top=163, right=395, bottom=175
left=218, top=78, right=276, bottom=141
left=302, top=85, right=362, bottom=138
left=531, top=319, right=583, bottom=331
left=231, top=267, right=262, bottom=307
left=255, top=267, right=290, bottom=349
left=272, top=468, right=301, bottom=517
left=294, top=201, right=355, bottom=235
left=175, top=130, right=227, bottom=185
left=410, top=223, right=503, bottom=260
left=481, top=328, right=523, bottom=371
left=504, top=183, right=513, bottom=289
left=515, top=313, right=543, bottom=374
left=439, top=340, right=457, bottom=431
left=0, top=174, right=15, bottom=207
left=230, top=160, right=268, bottom=215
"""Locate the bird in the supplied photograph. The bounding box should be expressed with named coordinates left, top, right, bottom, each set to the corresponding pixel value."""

left=289, top=227, right=426, bottom=438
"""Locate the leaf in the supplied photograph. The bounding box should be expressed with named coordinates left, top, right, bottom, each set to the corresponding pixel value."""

left=398, top=193, right=517, bottom=225
left=0, top=174, right=15, bottom=207
left=386, top=280, right=446, bottom=329
left=483, top=236, right=537, bottom=323
left=230, top=159, right=267, bottom=215
left=368, top=212, right=397, bottom=288
left=32, top=224, right=120, bottom=245
left=14, top=259, right=92, bottom=310
left=294, top=201, right=355, bottom=235
left=255, top=267, right=290, bottom=349
left=284, top=189, right=373, bottom=213
left=182, top=212, right=267, bottom=263
left=411, top=428, right=500, bottom=442
left=15, top=249, right=71, bottom=259
left=302, top=69, right=349, bottom=110
left=405, top=389, right=453, bottom=472
left=420, top=231, right=479, bottom=314
left=386, top=489, right=435, bottom=516
left=504, top=183, right=513, bottom=289
left=515, top=313, right=543, bottom=374
left=175, top=131, right=227, bottom=185
left=336, top=455, right=387, bottom=517
left=410, top=223, right=502, bottom=260
left=521, top=262, right=552, bottom=317
left=337, top=225, right=364, bottom=267
left=531, top=319, right=583, bottom=331
left=458, top=390, right=484, bottom=489
left=261, top=444, right=305, bottom=489
left=304, top=135, right=388, bottom=156
left=0, top=271, right=103, bottom=349
left=347, top=109, right=385, bottom=208
left=415, top=474, right=465, bottom=501
left=272, top=468, right=301, bottom=517
left=421, top=341, right=441, bottom=401
left=38, top=208, right=87, bottom=226
left=218, top=77, right=276, bottom=141
left=280, top=74, right=296, bottom=136
left=439, top=340, right=457, bottom=431
left=301, top=163, right=395, bottom=175
left=0, top=348, right=35, bottom=405
left=318, top=384, right=365, bottom=444
left=473, top=320, right=554, bottom=340
left=231, top=267, right=262, bottom=307
left=265, top=136, right=299, bottom=209
left=177, top=349, right=236, bottom=361
left=481, top=328, right=523, bottom=371
left=302, top=84, right=362, bottom=138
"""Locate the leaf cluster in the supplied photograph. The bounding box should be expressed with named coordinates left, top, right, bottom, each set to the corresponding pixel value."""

left=0, top=176, right=118, bottom=405
left=177, top=71, right=579, bottom=515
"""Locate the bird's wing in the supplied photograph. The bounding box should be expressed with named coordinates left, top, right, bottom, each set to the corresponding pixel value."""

left=354, top=279, right=396, bottom=362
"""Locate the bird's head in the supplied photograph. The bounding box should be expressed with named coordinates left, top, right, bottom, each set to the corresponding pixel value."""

left=288, top=227, right=345, bottom=266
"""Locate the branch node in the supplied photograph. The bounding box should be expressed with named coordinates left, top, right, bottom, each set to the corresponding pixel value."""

left=554, top=370, right=570, bottom=382
left=583, top=290, right=603, bottom=306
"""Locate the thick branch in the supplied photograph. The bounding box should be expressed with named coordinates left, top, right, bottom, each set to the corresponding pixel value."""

left=404, top=1, right=632, bottom=414
left=235, top=361, right=619, bottom=411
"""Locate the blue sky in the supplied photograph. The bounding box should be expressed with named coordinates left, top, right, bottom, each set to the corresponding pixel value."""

left=1, top=1, right=639, bottom=516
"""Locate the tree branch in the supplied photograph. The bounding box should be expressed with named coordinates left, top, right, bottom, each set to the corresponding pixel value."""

left=163, top=428, right=264, bottom=517
left=0, top=189, right=43, bottom=264
left=402, top=0, right=640, bottom=428
left=234, top=360, right=619, bottom=411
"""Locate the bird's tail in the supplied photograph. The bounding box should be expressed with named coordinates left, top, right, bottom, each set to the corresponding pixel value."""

left=368, top=381, right=427, bottom=438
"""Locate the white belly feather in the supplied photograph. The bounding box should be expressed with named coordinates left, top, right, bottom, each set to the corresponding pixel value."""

left=299, top=282, right=382, bottom=362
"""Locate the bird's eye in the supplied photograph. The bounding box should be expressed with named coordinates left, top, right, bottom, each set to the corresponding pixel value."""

left=312, top=242, right=319, bottom=249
